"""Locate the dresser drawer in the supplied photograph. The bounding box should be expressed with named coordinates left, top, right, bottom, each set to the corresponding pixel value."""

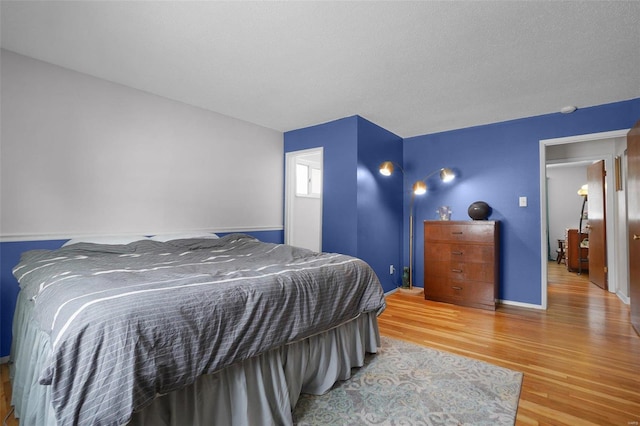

left=424, top=221, right=496, bottom=243
left=424, top=276, right=496, bottom=308
left=426, top=260, right=495, bottom=283
left=425, top=242, right=495, bottom=263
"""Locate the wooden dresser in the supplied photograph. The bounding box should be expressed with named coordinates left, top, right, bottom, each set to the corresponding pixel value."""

left=423, top=220, right=499, bottom=310
left=565, top=229, right=589, bottom=272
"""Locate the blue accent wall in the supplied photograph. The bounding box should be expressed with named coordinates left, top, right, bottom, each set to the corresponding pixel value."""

left=285, top=117, right=360, bottom=256
left=405, top=99, right=640, bottom=305
left=0, top=230, right=283, bottom=358
left=356, top=118, right=404, bottom=289
left=1, top=240, right=67, bottom=358
left=284, top=116, right=403, bottom=292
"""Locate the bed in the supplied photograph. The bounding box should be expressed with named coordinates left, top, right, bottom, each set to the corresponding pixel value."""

left=9, top=233, right=386, bottom=425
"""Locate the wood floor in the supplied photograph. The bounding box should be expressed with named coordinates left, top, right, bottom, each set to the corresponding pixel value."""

left=2, top=261, right=639, bottom=425
left=378, top=262, right=640, bottom=425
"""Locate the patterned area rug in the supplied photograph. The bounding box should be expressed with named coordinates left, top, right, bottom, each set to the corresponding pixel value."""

left=293, top=336, right=522, bottom=425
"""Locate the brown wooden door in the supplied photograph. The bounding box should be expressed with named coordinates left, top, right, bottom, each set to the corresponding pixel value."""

left=587, top=160, right=607, bottom=290
left=628, top=120, right=640, bottom=335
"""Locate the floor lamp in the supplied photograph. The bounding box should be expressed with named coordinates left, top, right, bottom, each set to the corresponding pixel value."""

left=379, top=162, right=456, bottom=294
left=577, top=184, right=588, bottom=275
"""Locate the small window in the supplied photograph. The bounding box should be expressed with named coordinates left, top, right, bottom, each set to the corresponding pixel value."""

left=310, top=167, right=322, bottom=195
left=296, top=164, right=309, bottom=195
left=296, top=162, right=322, bottom=198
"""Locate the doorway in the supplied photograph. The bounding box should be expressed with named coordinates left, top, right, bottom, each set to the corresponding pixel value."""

left=546, top=161, right=591, bottom=264
left=546, top=160, right=607, bottom=287
left=539, top=129, right=629, bottom=309
left=284, top=148, right=323, bottom=252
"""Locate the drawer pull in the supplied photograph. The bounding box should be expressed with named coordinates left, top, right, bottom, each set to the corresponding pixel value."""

left=451, top=269, right=463, bottom=273
left=451, top=251, right=463, bottom=255
left=452, top=286, right=463, bottom=290
left=452, top=231, right=463, bottom=235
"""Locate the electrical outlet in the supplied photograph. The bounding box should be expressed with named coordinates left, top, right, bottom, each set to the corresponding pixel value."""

left=389, top=265, right=395, bottom=275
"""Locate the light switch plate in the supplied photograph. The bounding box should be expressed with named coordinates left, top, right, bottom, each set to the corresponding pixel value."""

left=519, top=196, right=527, bottom=207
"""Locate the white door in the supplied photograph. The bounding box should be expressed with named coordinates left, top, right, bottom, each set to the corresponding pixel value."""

left=285, top=148, right=323, bottom=252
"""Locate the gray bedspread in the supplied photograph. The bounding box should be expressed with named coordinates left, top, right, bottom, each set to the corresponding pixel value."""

left=13, top=234, right=386, bottom=426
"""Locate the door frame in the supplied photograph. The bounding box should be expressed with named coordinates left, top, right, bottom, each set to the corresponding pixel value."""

left=284, top=147, right=323, bottom=250
left=539, top=129, right=628, bottom=309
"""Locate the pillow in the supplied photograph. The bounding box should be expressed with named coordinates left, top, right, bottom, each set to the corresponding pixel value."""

left=149, top=232, right=219, bottom=242
left=62, top=235, right=150, bottom=247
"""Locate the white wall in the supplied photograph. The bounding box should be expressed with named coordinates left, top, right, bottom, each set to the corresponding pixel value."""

left=0, top=49, right=284, bottom=239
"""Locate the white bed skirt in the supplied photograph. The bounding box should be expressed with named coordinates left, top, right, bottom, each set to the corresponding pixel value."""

left=10, top=292, right=380, bottom=425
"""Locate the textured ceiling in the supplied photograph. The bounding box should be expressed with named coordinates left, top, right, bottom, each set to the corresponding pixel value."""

left=2, top=1, right=639, bottom=137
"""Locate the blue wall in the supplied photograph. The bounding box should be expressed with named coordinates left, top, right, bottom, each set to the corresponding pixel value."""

left=405, top=99, right=640, bottom=305
left=283, top=100, right=640, bottom=301
left=1, top=240, right=68, bottom=358
left=356, top=118, right=404, bottom=289
left=285, top=117, right=360, bottom=256
left=0, top=230, right=283, bottom=358
left=284, top=116, right=404, bottom=291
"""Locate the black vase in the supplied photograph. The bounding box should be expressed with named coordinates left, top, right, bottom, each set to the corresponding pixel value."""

left=468, top=201, right=491, bottom=220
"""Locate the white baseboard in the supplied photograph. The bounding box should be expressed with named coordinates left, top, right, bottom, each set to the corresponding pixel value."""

left=498, top=299, right=545, bottom=310
left=616, top=292, right=630, bottom=305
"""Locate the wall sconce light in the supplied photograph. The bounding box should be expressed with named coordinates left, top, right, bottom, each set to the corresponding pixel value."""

left=379, top=162, right=456, bottom=294
left=379, top=161, right=395, bottom=176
